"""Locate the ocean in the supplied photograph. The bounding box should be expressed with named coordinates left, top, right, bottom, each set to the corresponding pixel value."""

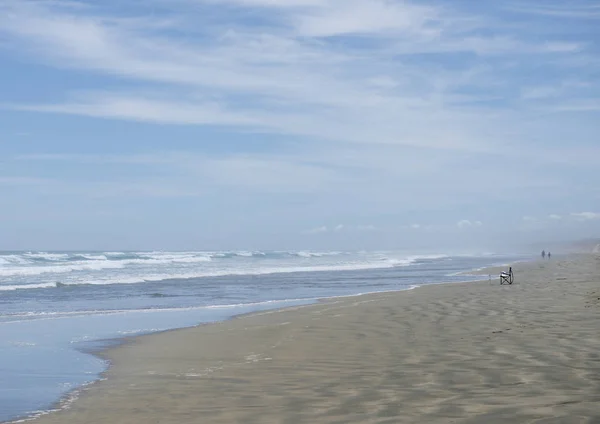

left=0, top=250, right=528, bottom=422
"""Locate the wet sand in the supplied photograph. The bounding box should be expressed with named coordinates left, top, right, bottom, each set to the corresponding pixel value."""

left=29, top=255, right=600, bottom=423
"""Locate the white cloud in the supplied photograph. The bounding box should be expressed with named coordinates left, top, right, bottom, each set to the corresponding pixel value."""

left=521, top=86, right=561, bottom=100
left=15, top=94, right=259, bottom=126
left=211, top=0, right=324, bottom=7
left=199, top=0, right=439, bottom=37
left=305, top=224, right=343, bottom=234
left=289, top=0, right=438, bottom=38
left=506, top=3, right=600, bottom=19
left=305, top=223, right=380, bottom=234
left=457, top=220, right=482, bottom=228
left=570, top=212, right=600, bottom=221
left=523, top=214, right=568, bottom=223
left=0, top=0, right=598, bottom=250
left=306, top=225, right=328, bottom=234
left=0, top=0, right=593, bottom=156
left=8, top=147, right=589, bottom=216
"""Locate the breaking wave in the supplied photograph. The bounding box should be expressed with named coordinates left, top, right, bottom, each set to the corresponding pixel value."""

left=0, top=250, right=450, bottom=291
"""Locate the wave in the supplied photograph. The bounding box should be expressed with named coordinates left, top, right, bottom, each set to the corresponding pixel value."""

left=0, top=255, right=215, bottom=278
left=0, top=282, right=58, bottom=291
left=0, top=255, right=32, bottom=266
left=0, top=256, right=417, bottom=291
left=0, top=283, right=427, bottom=322
left=0, top=251, right=463, bottom=291
left=407, top=254, right=449, bottom=261
left=1, top=282, right=426, bottom=324
left=0, top=250, right=347, bottom=266
left=0, top=262, right=128, bottom=277
left=70, top=254, right=108, bottom=261
left=0, top=250, right=342, bottom=277
left=1, top=298, right=319, bottom=321
left=23, top=252, right=72, bottom=261
left=294, top=251, right=343, bottom=258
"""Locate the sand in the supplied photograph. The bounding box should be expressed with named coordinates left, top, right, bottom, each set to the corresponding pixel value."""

left=28, top=255, right=600, bottom=424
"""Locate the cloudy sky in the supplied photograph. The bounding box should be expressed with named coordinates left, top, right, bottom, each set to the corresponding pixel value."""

left=0, top=0, right=599, bottom=251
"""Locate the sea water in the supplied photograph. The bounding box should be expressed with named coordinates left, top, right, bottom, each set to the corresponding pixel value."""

left=0, top=250, right=528, bottom=422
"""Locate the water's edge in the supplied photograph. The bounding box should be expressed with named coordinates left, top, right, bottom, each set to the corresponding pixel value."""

left=3, top=274, right=499, bottom=424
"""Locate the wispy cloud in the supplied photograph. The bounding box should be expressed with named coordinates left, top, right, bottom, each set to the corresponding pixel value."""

left=506, top=2, right=600, bottom=19
left=571, top=212, right=600, bottom=221
left=304, top=224, right=344, bottom=235
left=306, top=225, right=328, bottom=234
left=522, top=212, right=600, bottom=227
left=8, top=146, right=587, bottom=210
left=457, top=220, right=483, bottom=228
left=14, top=95, right=259, bottom=126
left=0, top=0, right=598, bottom=249
left=1, top=0, right=594, bottom=154
left=305, top=223, right=379, bottom=234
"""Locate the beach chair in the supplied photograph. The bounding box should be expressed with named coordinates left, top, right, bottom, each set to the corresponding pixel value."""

left=500, top=267, right=514, bottom=285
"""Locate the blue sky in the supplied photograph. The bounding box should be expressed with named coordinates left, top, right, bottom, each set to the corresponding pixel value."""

left=0, top=0, right=599, bottom=251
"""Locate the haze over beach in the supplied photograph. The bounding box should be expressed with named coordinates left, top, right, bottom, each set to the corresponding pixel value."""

left=0, top=0, right=599, bottom=423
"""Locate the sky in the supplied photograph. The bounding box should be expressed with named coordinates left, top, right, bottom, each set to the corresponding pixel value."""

left=0, top=0, right=599, bottom=252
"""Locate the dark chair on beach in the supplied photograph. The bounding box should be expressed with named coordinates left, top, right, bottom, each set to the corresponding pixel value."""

left=500, top=267, right=514, bottom=285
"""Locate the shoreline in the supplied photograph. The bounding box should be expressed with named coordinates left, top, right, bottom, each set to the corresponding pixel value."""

left=23, top=253, right=598, bottom=422
left=3, top=270, right=497, bottom=424
left=1, top=300, right=318, bottom=424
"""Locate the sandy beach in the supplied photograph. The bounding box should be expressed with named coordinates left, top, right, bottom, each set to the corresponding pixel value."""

left=27, top=255, right=600, bottom=424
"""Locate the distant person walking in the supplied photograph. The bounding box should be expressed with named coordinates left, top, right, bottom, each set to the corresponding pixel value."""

left=541, top=250, right=546, bottom=259
left=548, top=252, right=551, bottom=259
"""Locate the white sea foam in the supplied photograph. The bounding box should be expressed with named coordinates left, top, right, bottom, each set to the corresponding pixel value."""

left=295, top=251, right=342, bottom=258
left=0, top=259, right=410, bottom=290
left=407, top=254, right=449, bottom=260
left=0, top=255, right=32, bottom=265
left=0, top=251, right=461, bottom=291
left=78, top=254, right=108, bottom=260
left=8, top=341, right=37, bottom=347
left=0, top=255, right=215, bottom=278
left=0, top=261, right=128, bottom=277
left=1, top=298, right=319, bottom=323
left=0, top=282, right=57, bottom=291
left=23, top=252, right=71, bottom=261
